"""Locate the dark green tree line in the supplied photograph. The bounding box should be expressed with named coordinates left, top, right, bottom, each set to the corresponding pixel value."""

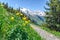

left=45, top=0, right=60, bottom=31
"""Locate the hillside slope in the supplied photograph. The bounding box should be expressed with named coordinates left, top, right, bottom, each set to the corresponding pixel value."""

left=0, top=4, right=42, bottom=40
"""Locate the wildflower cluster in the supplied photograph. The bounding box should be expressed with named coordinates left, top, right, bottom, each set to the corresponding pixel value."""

left=9, top=12, right=30, bottom=26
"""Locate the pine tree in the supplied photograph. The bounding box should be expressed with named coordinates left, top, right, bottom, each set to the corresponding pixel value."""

left=4, top=3, right=8, bottom=9
left=45, top=0, right=60, bottom=31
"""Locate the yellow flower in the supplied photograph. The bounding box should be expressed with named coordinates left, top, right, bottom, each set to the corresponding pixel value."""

left=16, top=13, right=20, bottom=16
left=11, top=17, right=14, bottom=21
left=28, top=20, right=30, bottom=22
left=20, top=13, right=23, bottom=16
left=25, top=21, right=29, bottom=24
left=22, top=17, right=27, bottom=20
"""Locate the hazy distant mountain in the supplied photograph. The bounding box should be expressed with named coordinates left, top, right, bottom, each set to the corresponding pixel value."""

left=20, top=8, right=46, bottom=25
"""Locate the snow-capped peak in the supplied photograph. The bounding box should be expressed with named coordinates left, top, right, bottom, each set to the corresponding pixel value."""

left=20, top=8, right=30, bottom=13
left=20, top=8, right=46, bottom=16
left=34, top=10, right=46, bottom=16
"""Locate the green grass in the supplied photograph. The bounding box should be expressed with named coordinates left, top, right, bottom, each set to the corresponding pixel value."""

left=0, top=4, right=43, bottom=40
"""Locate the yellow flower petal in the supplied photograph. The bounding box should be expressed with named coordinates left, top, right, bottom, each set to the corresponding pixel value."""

left=16, top=13, right=20, bottom=16
left=25, top=21, right=29, bottom=24
left=28, top=20, right=30, bottom=22
left=10, top=17, right=14, bottom=21
left=22, top=17, right=27, bottom=20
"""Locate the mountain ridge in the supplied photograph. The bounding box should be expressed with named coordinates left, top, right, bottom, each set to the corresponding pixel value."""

left=20, top=8, right=46, bottom=25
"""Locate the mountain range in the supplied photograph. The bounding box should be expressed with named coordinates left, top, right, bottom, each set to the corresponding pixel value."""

left=20, top=8, right=46, bottom=25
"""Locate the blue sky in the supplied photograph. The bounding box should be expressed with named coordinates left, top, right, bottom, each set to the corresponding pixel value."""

left=0, top=0, right=48, bottom=11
